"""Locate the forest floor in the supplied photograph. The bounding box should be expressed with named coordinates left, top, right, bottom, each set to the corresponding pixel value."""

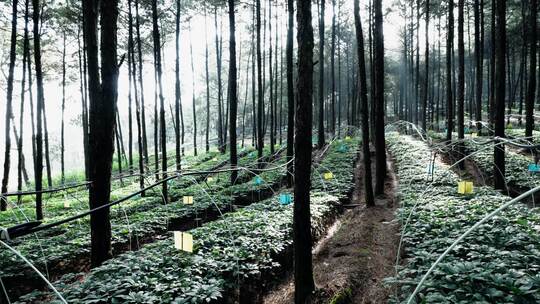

left=263, top=149, right=400, bottom=304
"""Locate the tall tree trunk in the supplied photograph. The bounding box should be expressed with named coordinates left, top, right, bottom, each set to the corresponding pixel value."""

left=61, top=31, right=66, bottom=183
left=152, top=0, right=169, bottom=201
left=422, top=0, right=430, bottom=131
left=205, top=11, right=211, bottom=153
left=85, top=0, right=119, bottom=266
left=42, top=100, right=52, bottom=187
left=256, top=0, right=264, bottom=160
left=189, top=23, right=198, bottom=156
left=294, top=0, right=315, bottom=301
left=493, top=0, right=506, bottom=190
left=354, top=0, right=374, bottom=206
left=135, top=0, right=149, bottom=163
left=1, top=0, right=18, bottom=211
left=269, top=0, right=275, bottom=154
left=77, top=22, right=90, bottom=180
left=526, top=0, right=537, bottom=137
left=475, top=0, right=484, bottom=133
left=175, top=0, right=182, bottom=165
left=286, top=0, right=294, bottom=186
left=489, top=0, right=496, bottom=128
left=458, top=0, right=465, bottom=169
left=373, top=0, right=386, bottom=195
left=330, top=0, right=336, bottom=135
left=317, top=0, right=325, bottom=148
left=32, top=0, right=44, bottom=220
left=128, top=0, right=145, bottom=193
left=228, top=0, right=238, bottom=184
left=446, top=0, right=455, bottom=141
left=18, top=0, right=31, bottom=199
left=215, top=8, right=225, bottom=153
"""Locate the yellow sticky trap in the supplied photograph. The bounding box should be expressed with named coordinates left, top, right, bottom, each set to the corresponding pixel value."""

left=183, top=196, right=194, bottom=205
left=173, top=231, right=193, bottom=253
left=471, top=132, right=478, bottom=138
left=212, top=157, right=218, bottom=161
left=63, top=201, right=70, bottom=208
left=458, top=181, right=474, bottom=194
left=345, top=136, right=352, bottom=141
left=324, top=172, right=334, bottom=180
left=207, top=177, right=214, bottom=182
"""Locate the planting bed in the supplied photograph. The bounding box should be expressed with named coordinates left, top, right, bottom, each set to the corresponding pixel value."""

left=386, top=132, right=540, bottom=303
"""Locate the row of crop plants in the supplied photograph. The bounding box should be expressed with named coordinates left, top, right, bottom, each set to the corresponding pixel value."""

left=386, top=132, right=540, bottom=303
left=0, top=146, right=279, bottom=300
left=14, top=138, right=359, bottom=303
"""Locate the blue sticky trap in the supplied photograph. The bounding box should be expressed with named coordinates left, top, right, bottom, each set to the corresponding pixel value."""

left=249, top=151, right=257, bottom=158
left=426, top=164, right=434, bottom=174
left=464, top=127, right=470, bottom=134
left=528, top=164, right=540, bottom=173
left=311, top=136, right=318, bottom=145
left=338, top=144, right=348, bottom=153
left=254, top=176, right=263, bottom=185
left=279, top=193, right=292, bottom=205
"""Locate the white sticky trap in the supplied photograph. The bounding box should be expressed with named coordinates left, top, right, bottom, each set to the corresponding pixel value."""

left=174, top=231, right=193, bottom=253
left=183, top=196, right=194, bottom=205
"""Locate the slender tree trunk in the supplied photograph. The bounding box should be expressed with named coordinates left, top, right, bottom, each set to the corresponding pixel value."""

left=135, top=0, right=149, bottom=163
left=526, top=0, right=537, bottom=137
left=330, top=0, right=336, bottom=135
left=294, top=0, right=315, bottom=301
left=151, top=0, right=169, bottom=202
left=42, top=100, right=52, bottom=188
left=373, top=0, right=386, bottom=195
left=457, top=0, right=465, bottom=170
left=1, top=0, right=18, bottom=211
left=77, top=22, right=90, bottom=180
left=475, top=0, right=484, bottom=133
left=489, top=0, right=496, bottom=128
left=354, top=0, right=374, bottom=206
left=228, top=0, right=238, bottom=184
left=214, top=8, right=225, bottom=153
left=286, top=0, right=295, bottom=186
left=189, top=23, right=198, bottom=157
left=18, top=0, right=31, bottom=199
left=256, top=0, right=264, bottom=160
left=32, top=0, right=44, bottom=220
left=446, top=0, right=455, bottom=141
left=493, top=0, right=506, bottom=190
left=61, top=31, right=66, bottom=183
left=318, top=0, right=325, bottom=148
left=269, top=0, right=275, bottom=154
left=422, top=0, right=430, bottom=131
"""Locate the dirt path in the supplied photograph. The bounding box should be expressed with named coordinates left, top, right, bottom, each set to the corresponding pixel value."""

left=263, top=150, right=400, bottom=304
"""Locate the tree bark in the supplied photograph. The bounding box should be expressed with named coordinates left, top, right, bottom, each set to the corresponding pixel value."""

left=85, top=0, right=119, bottom=267
left=1, top=0, right=18, bottom=211
left=354, top=0, right=374, bottom=206
left=458, top=0, right=465, bottom=169
left=294, top=0, right=315, bottom=301
left=286, top=0, right=295, bottom=187
left=493, top=0, right=506, bottom=190
left=228, top=0, right=238, bottom=184
left=526, top=0, right=537, bottom=137
left=256, top=0, right=265, bottom=160
left=446, top=0, right=455, bottom=141
left=152, top=0, right=169, bottom=201
left=373, top=0, right=386, bottom=195
left=135, top=0, right=149, bottom=163
left=215, top=8, right=225, bottom=153
left=317, top=0, right=326, bottom=148
left=32, top=0, right=44, bottom=220
left=422, top=0, right=430, bottom=131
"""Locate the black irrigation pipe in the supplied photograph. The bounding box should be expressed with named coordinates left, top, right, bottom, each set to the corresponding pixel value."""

left=0, top=182, right=92, bottom=198
left=1, top=157, right=295, bottom=241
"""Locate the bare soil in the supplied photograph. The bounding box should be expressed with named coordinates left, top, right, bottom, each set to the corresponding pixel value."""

left=263, top=149, right=400, bottom=304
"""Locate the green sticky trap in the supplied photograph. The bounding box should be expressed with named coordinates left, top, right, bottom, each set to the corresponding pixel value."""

left=279, top=193, right=292, bottom=205
left=507, top=123, right=513, bottom=129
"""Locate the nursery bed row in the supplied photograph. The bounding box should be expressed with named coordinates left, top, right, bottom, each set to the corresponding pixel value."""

left=428, top=131, right=540, bottom=202
left=386, top=132, right=540, bottom=303
left=13, top=138, right=359, bottom=303
left=0, top=147, right=278, bottom=299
